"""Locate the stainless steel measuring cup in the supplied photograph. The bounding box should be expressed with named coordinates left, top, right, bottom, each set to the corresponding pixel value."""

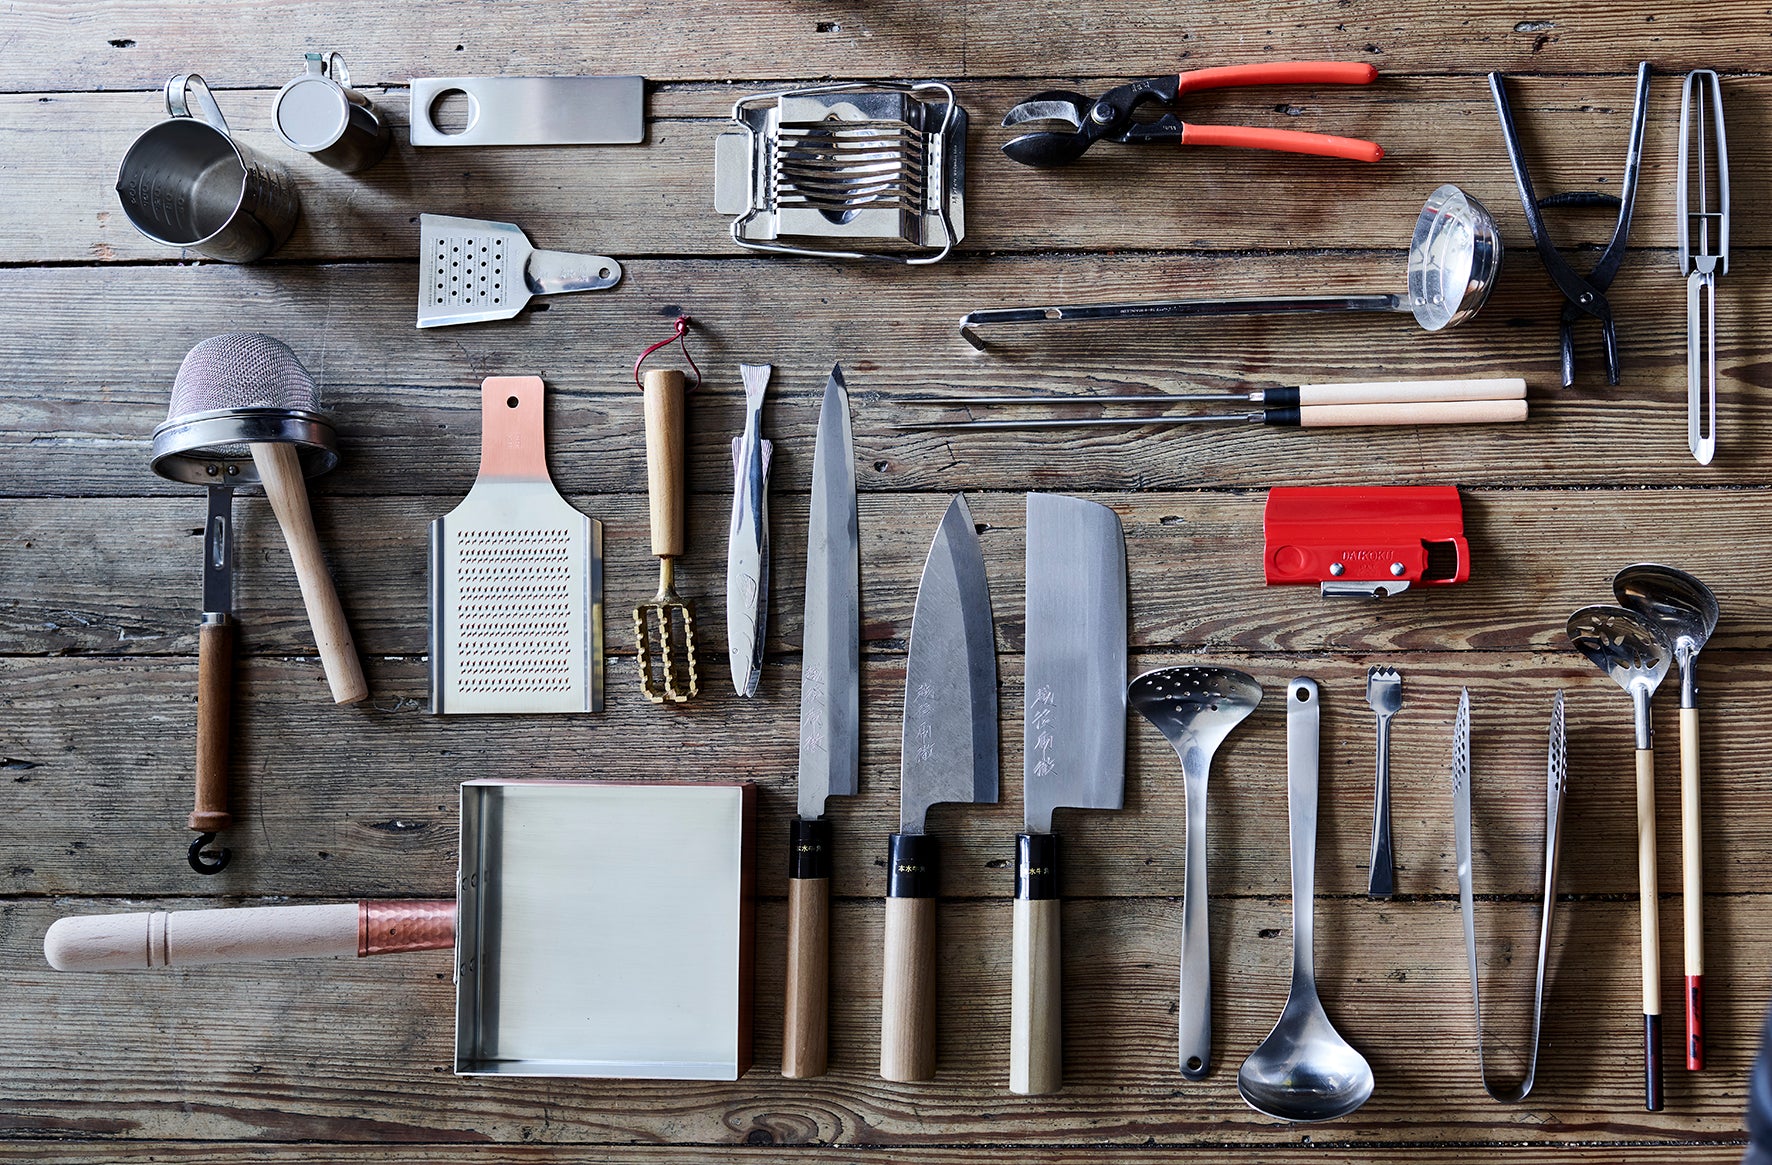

left=116, top=74, right=302, bottom=262
left=273, top=52, right=390, bottom=173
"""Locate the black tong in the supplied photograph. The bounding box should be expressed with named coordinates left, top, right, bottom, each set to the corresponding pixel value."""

left=1489, top=62, right=1650, bottom=387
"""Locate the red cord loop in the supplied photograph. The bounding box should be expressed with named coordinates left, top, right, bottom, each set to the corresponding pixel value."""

left=633, top=315, right=701, bottom=391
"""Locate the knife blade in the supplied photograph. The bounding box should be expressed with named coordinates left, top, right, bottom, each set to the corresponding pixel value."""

left=1012, top=493, right=1127, bottom=1095
left=783, top=364, right=858, bottom=1080
left=727, top=363, right=772, bottom=696
left=881, top=493, right=998, bottom=1083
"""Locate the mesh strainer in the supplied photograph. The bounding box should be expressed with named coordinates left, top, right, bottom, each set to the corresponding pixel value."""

left=151, top=333, right=339, bottom=484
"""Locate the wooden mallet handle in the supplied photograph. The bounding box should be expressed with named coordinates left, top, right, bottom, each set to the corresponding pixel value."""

left=250, top=442, right=368, bottom=704
left=642, top=369, right=688, bottom=558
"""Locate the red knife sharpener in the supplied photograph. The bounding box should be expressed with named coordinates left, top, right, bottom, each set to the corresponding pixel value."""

left=1264, top=486, right=1468, bottom=598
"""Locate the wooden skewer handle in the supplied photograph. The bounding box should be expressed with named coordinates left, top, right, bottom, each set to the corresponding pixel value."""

left=783, top=817, right=832, bottom=1079
left=642, top=369, right=688, bottom=558
left=1297, top=399, right=1528, bottom=427
left=190, top=616, right=233, bottom=833
left=1010, top=832, right=1062, bottom=1095
left=249, top=442, right=368, bottom=705
left=1295, top=377, right=1527, bottom=405
left=1636, top=745, right=1664, bottom=1112
left=880, top=832, right=938, bottom=1082
left=1681, top=705, right=1705, bottom=1071
left=43, top=901, right=455, bottom=972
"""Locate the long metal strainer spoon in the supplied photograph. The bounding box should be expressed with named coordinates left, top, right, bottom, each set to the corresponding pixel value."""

left=1238, top=677, right=1375, bottom=1121
left=1613, top=563, right=1720, bottom=1072
left=1129, top=665, right=1262, bottom=1081
left=958, top=184, right=1500, bottom=349
left=1567, top=604, right=1673, bottom=1112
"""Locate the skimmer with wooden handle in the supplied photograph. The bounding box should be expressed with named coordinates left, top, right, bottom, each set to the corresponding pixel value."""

left=636, top=369, right=699, bottom=702
left=429, top=376, right=603, bottom=714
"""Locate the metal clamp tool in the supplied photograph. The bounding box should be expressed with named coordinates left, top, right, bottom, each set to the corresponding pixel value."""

left=1677, top=70, right=1730, bottom=465
left=1490, top=63, right=1649, bottom=387
left=1453, top=689, right=1567, bottom=1104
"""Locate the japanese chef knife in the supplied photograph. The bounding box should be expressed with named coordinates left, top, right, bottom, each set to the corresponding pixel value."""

left=783, top=365, right=859, bottom=1079
left=881, top=494, right=998, bottom=1082
left=1012, top=493, right=1127, bottom=1095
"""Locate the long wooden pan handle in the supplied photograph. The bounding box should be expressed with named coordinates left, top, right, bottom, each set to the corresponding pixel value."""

left=1635, top=745, right=1664, bottom=1111
left=44, top=901, right=455, bottom=971
left=783, top=818, right=832, bottom=1078
left=190, top=616, right=233, bottom=835
left=249, top=442, right=368, bottom=705
left=641, top=369, right=688, bottom=558
left=1010, top=832, right=1062, bottom=1095
left=1681, top=706, right=1704, bottom=1071
left=880, top=833, right=938, bottom=1082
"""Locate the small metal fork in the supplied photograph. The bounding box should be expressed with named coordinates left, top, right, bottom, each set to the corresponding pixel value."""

left=1365, top=666, right=1404, bottom=898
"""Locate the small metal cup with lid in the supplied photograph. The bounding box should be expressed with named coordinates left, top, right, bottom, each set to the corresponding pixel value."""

left=273, top=52, right=390, bottom=173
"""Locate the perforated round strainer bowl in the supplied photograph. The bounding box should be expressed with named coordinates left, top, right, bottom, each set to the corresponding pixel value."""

left=150, top=333, right=340, bottom=486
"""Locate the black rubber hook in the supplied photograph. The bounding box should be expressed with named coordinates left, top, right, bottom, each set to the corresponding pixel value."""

left=188, top=832, right=231, bottom=875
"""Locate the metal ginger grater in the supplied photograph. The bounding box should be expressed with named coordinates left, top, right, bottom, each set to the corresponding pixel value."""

left=430, top=376, right=603, bottom=714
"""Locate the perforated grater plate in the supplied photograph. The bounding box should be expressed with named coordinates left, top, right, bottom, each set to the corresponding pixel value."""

left=419, top=215, right=530, bottom=328
left=430, top=376, right=603, bottom=714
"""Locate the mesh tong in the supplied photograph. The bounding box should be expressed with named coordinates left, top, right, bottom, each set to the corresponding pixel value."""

left=1678, top=71, right=1730, bottom=465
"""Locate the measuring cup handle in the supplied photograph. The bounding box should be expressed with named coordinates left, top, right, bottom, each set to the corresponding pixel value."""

left=166, top=72, right=231, bottom=135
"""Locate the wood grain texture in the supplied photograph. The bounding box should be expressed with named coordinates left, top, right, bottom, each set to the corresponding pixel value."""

left=5, top=1, right=1769, bottom=1157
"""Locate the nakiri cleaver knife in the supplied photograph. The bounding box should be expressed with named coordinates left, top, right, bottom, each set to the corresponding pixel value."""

left=881, top=494, right=999, bottom=1083
left=783, top=365, right=859, bottom=1079
left=1012, top=493, right=1127, bottom=1095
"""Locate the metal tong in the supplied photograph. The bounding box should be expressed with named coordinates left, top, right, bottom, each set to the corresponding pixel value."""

left=1454, top=689, right=1567, bottom=1104
left=1002, top=62, right=1385, bottom=169
left=1678, top=71, right=1730, bottom=465
left=1489, top=63, right=1649, bottom=387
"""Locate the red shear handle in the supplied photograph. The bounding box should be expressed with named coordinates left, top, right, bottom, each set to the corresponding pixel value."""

left=1181, top=123, right=1383, bottom=162
left=1175, top=62, right=1379, bottom=94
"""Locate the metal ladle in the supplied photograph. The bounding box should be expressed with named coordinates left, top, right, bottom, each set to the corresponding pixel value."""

left=959, top=183, right=1500, bottom=349
left=1129, top=665, right=1263, bottom=1082
left=1613, top=563, right=1720, bottom=1072
left=1237, top=678, right=1375, bottom=1121
left=1566, top=604, right=1673, bottom=1112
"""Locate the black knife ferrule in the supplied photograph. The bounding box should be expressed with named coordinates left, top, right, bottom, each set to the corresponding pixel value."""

left=788, top=816, right=833, bottom=880
left=886, top=832, right=939, bottom=898
left=1015, top=832, right=1060, bottom=901
left=1262, top=386, right=1302, bottom=409
left=1263, top=406, right=1302, bottom=427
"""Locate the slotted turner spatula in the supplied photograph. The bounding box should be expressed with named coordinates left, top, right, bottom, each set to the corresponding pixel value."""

left=430, top=376, right=603, bottom=713
left=418, top=214, right=623, bottom=328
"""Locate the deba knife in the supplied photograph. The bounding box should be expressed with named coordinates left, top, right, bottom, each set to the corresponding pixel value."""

left=1013, top=494, right=1127, bottom=1095
left=783, top=366, right=859, bottom=1079
left=881, top=494, right=999, bottom=1082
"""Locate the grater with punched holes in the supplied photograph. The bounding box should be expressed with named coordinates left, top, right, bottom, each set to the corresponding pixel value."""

left=713, top=82, right=967, bottom=263
left=417, top=214, right=623, bottom=328
left=430, top=376, right=603, bottom=714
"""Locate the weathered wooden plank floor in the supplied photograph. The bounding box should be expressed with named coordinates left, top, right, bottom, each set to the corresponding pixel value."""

left=1, top=2, right=1765, bottom=1160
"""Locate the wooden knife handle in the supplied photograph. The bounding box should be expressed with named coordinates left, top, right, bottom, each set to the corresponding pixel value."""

left=249, top=441, right=368, bottom=705
left=1297, top=399, right=1528, bottom=427
left=783, top=817, right=832, bottom=1078
left=1010, top=833, right=1062, bottom=1095
left=44, top=900, right=455, bottom=971
left=881, top=832, right=938, bottom=1082
left=190, top=616, right=233, bottom=833
left=642, top=369, right=687, bottom=558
